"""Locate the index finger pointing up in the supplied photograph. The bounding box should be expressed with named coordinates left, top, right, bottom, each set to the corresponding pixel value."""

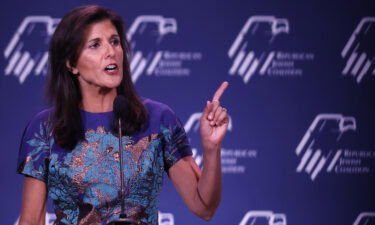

left=212, top=81, right=229, bottom=102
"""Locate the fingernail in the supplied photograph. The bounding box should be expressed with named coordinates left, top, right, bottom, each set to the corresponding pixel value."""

left=208, top=113, right=213, bottom=120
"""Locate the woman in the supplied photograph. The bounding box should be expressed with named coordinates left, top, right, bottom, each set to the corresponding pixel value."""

left=17, top=5, right=229, bottom=225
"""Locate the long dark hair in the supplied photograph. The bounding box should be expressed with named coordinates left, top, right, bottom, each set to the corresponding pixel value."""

left=47, top=5, right=147, bottom=150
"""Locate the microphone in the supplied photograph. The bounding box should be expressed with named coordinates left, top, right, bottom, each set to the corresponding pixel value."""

left=108, top=95, right=138, bottom=225
left=113, top=95, right=127, bottom=120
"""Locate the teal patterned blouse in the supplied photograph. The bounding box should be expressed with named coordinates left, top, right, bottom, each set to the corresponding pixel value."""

left=17, top=98, right=192, bottom=225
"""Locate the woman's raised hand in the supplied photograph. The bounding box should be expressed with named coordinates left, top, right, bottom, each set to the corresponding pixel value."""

left=200, top=81, right=229, bottom=151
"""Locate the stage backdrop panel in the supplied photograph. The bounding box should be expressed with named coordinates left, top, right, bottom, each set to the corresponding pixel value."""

left=1, top=0, right=374, bottom=224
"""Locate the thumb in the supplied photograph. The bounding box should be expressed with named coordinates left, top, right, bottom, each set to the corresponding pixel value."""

left=201, top=101, right=212, bottom=120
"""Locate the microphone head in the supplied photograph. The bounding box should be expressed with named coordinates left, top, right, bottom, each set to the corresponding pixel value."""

left=113, top=95, right=127, bottom=119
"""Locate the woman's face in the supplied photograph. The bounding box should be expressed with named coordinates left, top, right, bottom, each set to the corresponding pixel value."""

left=70, top=19, right=124, bottom=93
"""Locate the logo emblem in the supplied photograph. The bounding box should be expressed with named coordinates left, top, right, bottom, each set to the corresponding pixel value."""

left=353, top=212, right=375, bottom=225
left=228, top=16, right=289, bottom=83
left=342, top=17, right=375, bottom=83
left=127, top=16, right=202, bottom=83
left=184, top=112, right=257, bottom=174
left=158, top=211, right=175, bottom=225
left=239, top=210, right=287, bottom=225
left=228, top=15, right=314, bottom=84
left=296, top=114, right=356, bottom=181
left=4, top=16, right=60, bottom=84
left=127, top=15, right=177, bottom=82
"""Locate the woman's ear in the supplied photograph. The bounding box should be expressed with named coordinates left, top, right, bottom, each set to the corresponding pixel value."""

left=66, top=60, right=79, bottom=74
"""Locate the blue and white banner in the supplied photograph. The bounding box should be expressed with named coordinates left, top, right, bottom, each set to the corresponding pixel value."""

left=1, top=0, right=374, bottom=224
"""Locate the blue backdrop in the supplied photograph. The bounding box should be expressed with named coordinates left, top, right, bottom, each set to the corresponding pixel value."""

left=1, top=0, right=375, bottom=224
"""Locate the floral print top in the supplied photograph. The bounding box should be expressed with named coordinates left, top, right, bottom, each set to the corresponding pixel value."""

left=17, top=98, right=192, bottom=225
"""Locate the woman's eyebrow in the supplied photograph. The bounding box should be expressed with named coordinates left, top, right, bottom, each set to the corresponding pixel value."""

left=87, top=34, right=119, bottom=43
left=87, top=37, right=101, bottom=43
left=110, top=34, right=120, bottom=39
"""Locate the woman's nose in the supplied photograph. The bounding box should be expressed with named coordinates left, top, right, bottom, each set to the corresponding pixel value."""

left=105, top=44, right=115, bottom=58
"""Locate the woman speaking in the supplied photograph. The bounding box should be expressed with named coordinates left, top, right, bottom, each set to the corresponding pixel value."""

left=17, top=5, right=229, bottom=225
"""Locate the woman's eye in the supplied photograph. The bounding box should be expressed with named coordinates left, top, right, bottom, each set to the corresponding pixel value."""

left=89, top=42, right=100, bottom=49
left=111, top=39, right=120, bottom=46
